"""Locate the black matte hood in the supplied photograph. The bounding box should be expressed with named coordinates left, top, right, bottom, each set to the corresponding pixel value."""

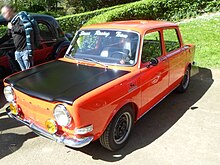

left=5, top=60, right=129, bottom=104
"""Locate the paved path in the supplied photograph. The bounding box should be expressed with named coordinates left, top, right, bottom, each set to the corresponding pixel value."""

left=0, top=67, right=220, bottom=165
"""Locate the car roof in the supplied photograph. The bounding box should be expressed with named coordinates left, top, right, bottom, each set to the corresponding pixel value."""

left=81, top=20, right=178, bottom=33
left=0, top=13, right=60, bottom=28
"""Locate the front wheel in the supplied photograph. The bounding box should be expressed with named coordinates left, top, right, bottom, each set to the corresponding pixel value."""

left=99, top=105, right=135, bottom=151
left=176, top=67, right=190, bottom=93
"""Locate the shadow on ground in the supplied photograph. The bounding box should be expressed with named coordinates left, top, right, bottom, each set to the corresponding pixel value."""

left=0, top=112, right=24, bottom=132
left=0, top=132, right=37, bottom=159
left=76, top=67, right=214, bottom=161
left=0, top=81, right=38, bottom=160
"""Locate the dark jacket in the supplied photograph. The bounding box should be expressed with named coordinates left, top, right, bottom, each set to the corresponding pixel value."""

left=0, top=17, right=26, bottom=51
left=11, top=17, right=27, bottom=51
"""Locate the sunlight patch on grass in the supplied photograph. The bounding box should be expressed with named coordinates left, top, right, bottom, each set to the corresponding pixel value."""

left=178, top=12, right=220, bottom=68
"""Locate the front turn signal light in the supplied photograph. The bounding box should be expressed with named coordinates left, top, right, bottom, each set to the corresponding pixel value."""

left=45, top=119, right=57, bottom=134
left=10, top=103, right=19, bottom=115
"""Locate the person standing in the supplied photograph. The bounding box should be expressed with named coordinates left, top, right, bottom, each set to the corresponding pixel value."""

left=0, top=5, right=34, bottom=70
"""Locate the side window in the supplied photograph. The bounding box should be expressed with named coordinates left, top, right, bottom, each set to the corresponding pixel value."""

left=0, top=25, right=7, bottom=38
left=163, top=29, right=180, bottom=53
left=141, top=31, right=162, bottom=63
left=38, top=22, right=54, bottom=41
left=0, top=25, right=14, bottom=44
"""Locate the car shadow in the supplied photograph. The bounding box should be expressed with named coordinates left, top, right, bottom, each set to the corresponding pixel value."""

left=0, top=102, right=37, bottom=160
left=0, top=132, right=37, bottom=160
left=0, top=81, right=38, bottom=160
left=76, top=67, right=214, bottom=161
left=0, top=114, right=24, bottom=132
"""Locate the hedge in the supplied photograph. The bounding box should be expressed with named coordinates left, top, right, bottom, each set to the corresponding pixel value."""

left=56, top=4, right=124, bottom=34
left=86, top=0, right=220, bottom=25
left=55, top=0, right=219, bottom=34
left=0, top=25, right=7, bottom=38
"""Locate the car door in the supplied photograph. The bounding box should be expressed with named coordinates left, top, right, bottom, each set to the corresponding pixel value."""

left=163, top=28, right=186, bottom=88
left=0, top=24, right=19, bottom=76
left=139, top=30, right=169, bottom=115
left=33, top=21, right=57, bottom=65
left=0, top=39, right=14, bottom=68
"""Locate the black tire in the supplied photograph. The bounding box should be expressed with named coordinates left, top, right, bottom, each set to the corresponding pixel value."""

left=99, top=105, right=135, bottom=151
left=176, top=67, right=190, bottom=93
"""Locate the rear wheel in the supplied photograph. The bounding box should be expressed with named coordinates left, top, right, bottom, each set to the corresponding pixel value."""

left=176, top=67, right=190, bottom=93
left=99, top=105, right=135, bottom=151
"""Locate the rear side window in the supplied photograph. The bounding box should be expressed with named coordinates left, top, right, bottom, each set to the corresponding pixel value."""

left=0, top=25, right=7, bottom=38
left=163, top=29, right=180, bottom=53
left=141, top=31, right=162, bottom=63
left=38, top=22, right=54, bottom=41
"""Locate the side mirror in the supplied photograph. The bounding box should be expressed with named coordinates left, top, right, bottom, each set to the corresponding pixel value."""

left=147, top=58, right=159, bottom=68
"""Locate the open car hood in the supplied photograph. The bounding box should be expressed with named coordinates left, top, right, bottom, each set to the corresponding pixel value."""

left=5, top=60, right=129, bottom=104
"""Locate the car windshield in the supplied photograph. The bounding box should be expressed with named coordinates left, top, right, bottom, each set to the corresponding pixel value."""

left=66, top=29, right=139, bottom=66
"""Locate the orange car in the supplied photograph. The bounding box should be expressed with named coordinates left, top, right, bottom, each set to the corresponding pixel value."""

left=4, top=20, right=195, bottom=151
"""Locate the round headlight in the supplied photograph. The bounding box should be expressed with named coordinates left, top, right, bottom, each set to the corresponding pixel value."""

left=54, top=104, right=71, bottom=126
left=4, top=86, right=15, bottom=102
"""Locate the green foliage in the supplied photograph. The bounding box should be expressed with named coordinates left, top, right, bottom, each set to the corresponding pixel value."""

left=0, top=25, right=7, bottom=38
left=86, top=0, right=220, bottom=25
left=55, top=0, right=219, bottom=38
left=179, top=13, right=220, bottom=68
left=81, top=0, right=138, bottom=11
left=38, top=10, right=66, bottom=18
left=56, top=5, right=123, bottom=34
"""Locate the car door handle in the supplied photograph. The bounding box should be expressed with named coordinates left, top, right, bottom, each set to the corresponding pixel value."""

left=152, top=74, right=161, bottom=84
left=128, top=82, right=138, bottom=92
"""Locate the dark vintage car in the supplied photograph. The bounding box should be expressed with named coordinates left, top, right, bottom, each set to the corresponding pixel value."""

left=0, top=14, right=70, bottom=78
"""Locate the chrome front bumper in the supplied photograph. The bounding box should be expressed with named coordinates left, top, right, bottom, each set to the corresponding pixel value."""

left=6, top=106, right=94, bottom=148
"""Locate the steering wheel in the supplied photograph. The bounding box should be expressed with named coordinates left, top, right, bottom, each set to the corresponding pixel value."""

left=111, top=51, right=131, bottom=64
left=111, top=51, right=128, bottom=58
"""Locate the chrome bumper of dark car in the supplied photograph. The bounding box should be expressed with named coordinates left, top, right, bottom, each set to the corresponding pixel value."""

left=6, top=106, right=94, bottom=148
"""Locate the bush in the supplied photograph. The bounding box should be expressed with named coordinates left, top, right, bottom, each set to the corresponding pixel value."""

left=56, top=5, right=123, bottom=34
left=86, top=0, right=220, bottom=25
left=56, top=0, right=220, bottom=33
left=0, top=25, right=7, bottom=38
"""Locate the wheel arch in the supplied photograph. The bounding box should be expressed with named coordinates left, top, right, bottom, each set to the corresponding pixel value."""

left=113, top=102, right=138, bottom=122
left=99, top=102, right=138, bottom=151
left=54, top=40, right=70, bottom=57
left=48, top=40, right=70, bottom=60
left=101, top=101, right=138, bottom=136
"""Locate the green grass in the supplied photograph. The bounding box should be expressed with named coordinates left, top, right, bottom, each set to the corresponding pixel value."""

left=179, top=13, right=220, bottom=68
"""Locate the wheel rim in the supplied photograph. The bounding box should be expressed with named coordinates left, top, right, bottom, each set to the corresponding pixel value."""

left=113, top=112, right=132, bottom=144
left=182, top=69, right=190, bottom=89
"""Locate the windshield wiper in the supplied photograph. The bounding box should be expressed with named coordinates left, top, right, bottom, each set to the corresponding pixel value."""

left=82, top=57, right=108, bottom=68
